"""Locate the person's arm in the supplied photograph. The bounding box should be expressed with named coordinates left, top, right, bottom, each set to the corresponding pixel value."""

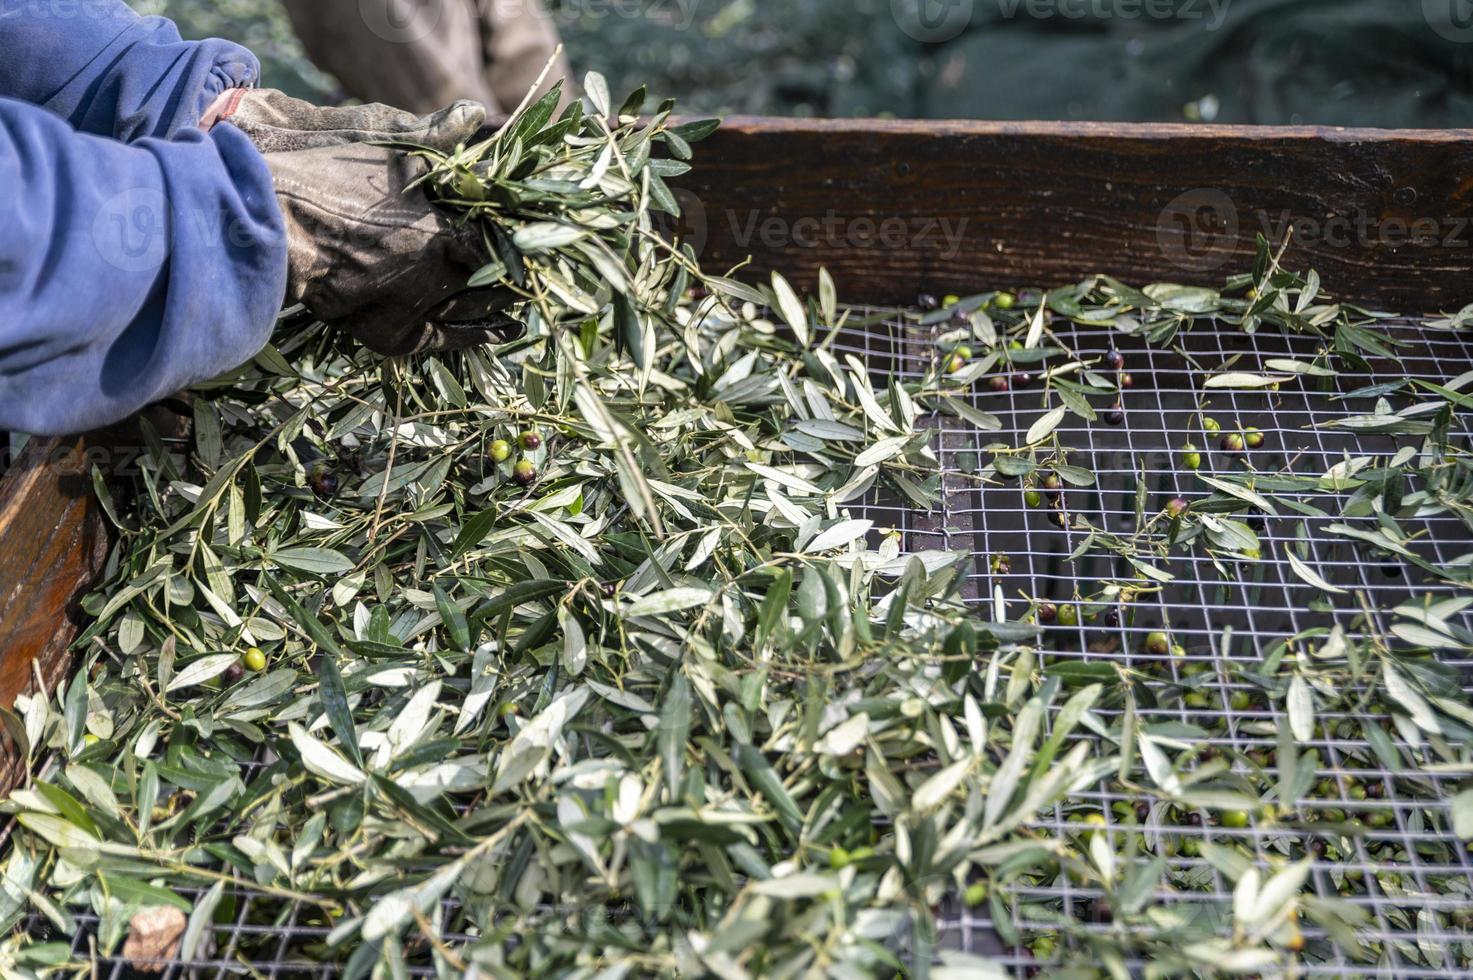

left=0, top=97, right=287, bottom=437
left=0, top=1, right=259, bottom=142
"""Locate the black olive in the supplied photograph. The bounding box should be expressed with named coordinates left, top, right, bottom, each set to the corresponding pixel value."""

left=918, top=293, right=939, bottom=311
left=1013, top=372, right=1033, bottom=388
left=308, top=462, right=339, bottom=498
left=1105, top=406, right=1126, bottom=426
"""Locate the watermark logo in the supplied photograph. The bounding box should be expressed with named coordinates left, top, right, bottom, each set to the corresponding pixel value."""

left=92, top=189, right=170, bottom=274
left=1156, top=189, right=1239, bottom=272
left=892, top=0, right=975, bottom=43
left=360, top=0, right=445, bottom=44
left=651, top=188, right=710, bottom=259
left=1425, top=0, right=1473, bottom=43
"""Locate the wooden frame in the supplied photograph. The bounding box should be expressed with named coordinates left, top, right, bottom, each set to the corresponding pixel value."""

left=672, top=119, right=1473, bottom=310
left=1, top=118, right=1469, bottom=793
left=0, top=438, right=110, bottom=790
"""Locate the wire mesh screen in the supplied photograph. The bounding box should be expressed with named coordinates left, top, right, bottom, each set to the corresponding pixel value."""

left=17, top=308, right=1473, bottom=978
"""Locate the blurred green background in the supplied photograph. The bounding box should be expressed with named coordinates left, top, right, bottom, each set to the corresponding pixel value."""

left=129, top=0, right=1473, bottom=127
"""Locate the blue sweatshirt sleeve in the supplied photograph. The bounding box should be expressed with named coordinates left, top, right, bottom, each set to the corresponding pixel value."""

left=0, top=1, right=259, bottom=142
left=0, top=98, right=288, bottom=436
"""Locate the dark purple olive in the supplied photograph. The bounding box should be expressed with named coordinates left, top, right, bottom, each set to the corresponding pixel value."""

left=1013, top=372, right=1033, bottom=388
left=308, top=462, right=339, bottom=498
left=1037, top=602, right=1058, bottom=624
left=1089, top=898, right=1114, bottom=924
left=1186, top=812, right=1203, bottom=827
left=1105, top=406, right=1126, bottom=426
left=1106, top=350, right=1126, bottom=370
left=513, top=460, right=538, bottom=487
left=1166, top=497, right=1190, bottom=519
left=224, top=663, right=244, bottom=684
left=1221, top=433, right=1246, bottom=454
left=1135, top=801, right=1150, bottom=822
left=1119, top=373, right=1135, bottom=389
left=988, top=376, right=1010, bottom=393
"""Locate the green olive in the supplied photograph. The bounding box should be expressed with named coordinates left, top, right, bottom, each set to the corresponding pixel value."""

left=1182, top=444, right=1202, bottom=471
left=1057, top=604, right=1080, bottom=627
left=490, top=439, right=512, bottom=462
left=993, top=292, right=1016, bottom=310
left=243, top=647, right=267, bottom=672
left=1220, top=809, right=1251, bottom=829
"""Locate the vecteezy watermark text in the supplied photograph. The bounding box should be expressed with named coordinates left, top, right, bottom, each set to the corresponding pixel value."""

left=1156, top=187, right=1472, bottom=271
left=727, top=210, right=970, bottom=259
left=891, top=0, right=1233, bottom=43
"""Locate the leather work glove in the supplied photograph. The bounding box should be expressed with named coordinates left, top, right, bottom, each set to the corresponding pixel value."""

left=266, top=143, right=523, bottom=356
left=204, top=88, right=486, bottom=154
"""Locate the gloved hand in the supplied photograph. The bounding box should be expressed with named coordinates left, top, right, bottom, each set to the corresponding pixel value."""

left=204, top=88, right=486, bottom=154
left=267, top=143, right=522, bottom=356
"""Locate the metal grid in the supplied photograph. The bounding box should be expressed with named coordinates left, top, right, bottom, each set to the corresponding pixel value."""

left=884, top=311, right=1473, bottom=977
left=17, top=309, right=1473, bottom=977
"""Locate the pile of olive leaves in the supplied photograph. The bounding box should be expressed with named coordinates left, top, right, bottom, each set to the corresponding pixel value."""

left=0, top=76, right=1060, bottom=978
left=0, top=77, right=1464, bottom=980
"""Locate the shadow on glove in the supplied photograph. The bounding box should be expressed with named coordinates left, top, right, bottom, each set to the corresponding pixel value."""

left=267, top=143, right=523, bottom=356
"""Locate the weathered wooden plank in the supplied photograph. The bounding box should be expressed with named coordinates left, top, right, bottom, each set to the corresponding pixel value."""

left=0, top=438, right=110, bottom=792
left=671, top=118, right=1473, bottom=309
